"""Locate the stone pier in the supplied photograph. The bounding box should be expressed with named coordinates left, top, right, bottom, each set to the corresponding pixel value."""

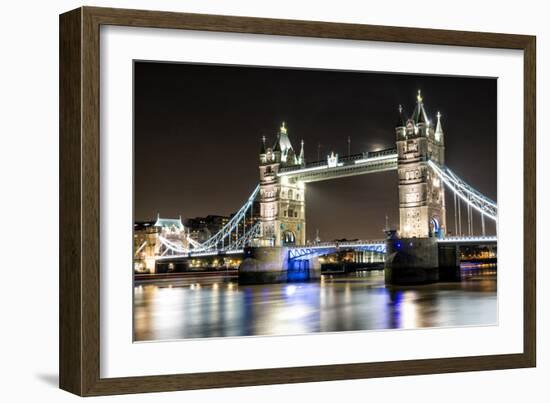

left=384, top=237, right=461, bottom=285
left=437, top=243, right=461, bottom=282
left=239, top=246, right=321, bottom=284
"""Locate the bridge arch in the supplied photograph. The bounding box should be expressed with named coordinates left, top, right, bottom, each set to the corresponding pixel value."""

left=282, top=230, right=297, bottom=246
left=430, top=216, right=442, bottom=238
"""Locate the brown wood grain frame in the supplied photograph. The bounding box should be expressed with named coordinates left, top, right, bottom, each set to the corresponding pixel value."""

left=59, top=6, right=536, bottom=396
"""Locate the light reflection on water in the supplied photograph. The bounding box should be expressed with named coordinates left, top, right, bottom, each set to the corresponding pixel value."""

left=133, top=265, right=497, bottom=342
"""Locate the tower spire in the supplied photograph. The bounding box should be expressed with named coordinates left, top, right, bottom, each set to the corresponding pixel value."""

left=299, top=139, right=305, bottom=166
left=413, top=89, right=428, bottom=124
left=396, top=104, right=406, bottom=127
left=260, top=135, right=266, bottom=154
left=435, top=111, right=444, bottom=142
left=280, top=121, right=287, bottom=135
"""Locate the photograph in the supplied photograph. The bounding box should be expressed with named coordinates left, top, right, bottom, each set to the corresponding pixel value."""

left=132, top=61, right=498, bottom=342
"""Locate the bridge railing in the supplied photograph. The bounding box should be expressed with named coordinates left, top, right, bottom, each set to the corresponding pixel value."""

left=302, top=239, right=386, bottom=248
left=438, top=235, right=497, bottom=243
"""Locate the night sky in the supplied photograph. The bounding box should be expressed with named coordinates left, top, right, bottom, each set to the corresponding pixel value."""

left=134, top=61, right=497, bottom=241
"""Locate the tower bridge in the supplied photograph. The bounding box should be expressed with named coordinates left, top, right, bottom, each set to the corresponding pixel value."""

left=140, top=90, right=497, bottom=285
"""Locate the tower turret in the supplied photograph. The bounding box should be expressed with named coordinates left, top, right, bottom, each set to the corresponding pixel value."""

left=395, top=104, right=407, bottom=140
left=396, top=104, right=406, bottom=127
left=273, top=121, right=298, bottom=166
left=412, top=90, right=429, bottom=130
left=260, top=135, right=266, bottom=155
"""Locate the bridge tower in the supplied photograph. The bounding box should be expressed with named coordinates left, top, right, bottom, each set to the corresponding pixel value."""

left=395, top=90, right=446, bottom=238
left=258, top=123, right=306, bottom=246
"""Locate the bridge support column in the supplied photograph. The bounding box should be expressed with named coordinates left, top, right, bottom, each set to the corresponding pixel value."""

left=239, top=247, right=289, bottom=284
left=384, top=237, right=462, bottom=284
left=307, top=257, right=322, bottom=281
left=384, top=237, right=439, bottom=285
left=438, top=244, right=461, bottom=282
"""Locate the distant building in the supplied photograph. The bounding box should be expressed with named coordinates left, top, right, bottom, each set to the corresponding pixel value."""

left=205, top=215, right=230, bottom=235
left=184, top=215, right=229, bottom=244
left=133, top=221, right=160, bottom=273
left=184, top=209, right=261, bottom=247
left=154, top=215, right=186, bottom=242
left=133, top=215, right=187, bottom=273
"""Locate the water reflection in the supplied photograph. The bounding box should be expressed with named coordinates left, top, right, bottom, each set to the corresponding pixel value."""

left=133, top=265, right=497, bottom=341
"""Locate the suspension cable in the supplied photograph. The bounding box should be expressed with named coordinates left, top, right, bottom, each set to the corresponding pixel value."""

left=428, top=160, right=497, bottom=222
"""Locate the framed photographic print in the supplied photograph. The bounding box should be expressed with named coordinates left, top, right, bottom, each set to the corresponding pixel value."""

left=59, top=6, right=536, bottom=396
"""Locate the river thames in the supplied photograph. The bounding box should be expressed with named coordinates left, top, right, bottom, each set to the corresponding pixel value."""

left=133, top=264, right=497, bottom=342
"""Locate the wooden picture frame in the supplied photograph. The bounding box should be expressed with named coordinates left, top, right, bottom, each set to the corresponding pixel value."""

left=59, top=6, right=536, bottom=396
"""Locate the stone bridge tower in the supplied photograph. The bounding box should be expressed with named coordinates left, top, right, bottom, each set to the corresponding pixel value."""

left=395, top=91, right=446, bottom=239
left=258, top=122, right=306, bottom=246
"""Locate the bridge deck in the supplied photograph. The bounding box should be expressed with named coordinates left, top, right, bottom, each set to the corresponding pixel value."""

left=278, top=149, right=397, bottom=183
left=155, top=236, right=497, bottom=261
